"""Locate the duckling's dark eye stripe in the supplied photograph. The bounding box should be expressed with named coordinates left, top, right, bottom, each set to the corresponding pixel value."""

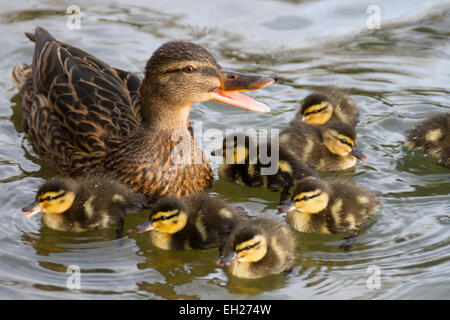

left=304, top=106, right=327, bottom=116
left=296, top=192, right=321, bottom=202
left=152, top=212, right=180, bottom=222
left=38, top=192, right=66, bottom=202
left=235, top=241, right=260, bottom=253
left=334, top=136, right=352, bottom=147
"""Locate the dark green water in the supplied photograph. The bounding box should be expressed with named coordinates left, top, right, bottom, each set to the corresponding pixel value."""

left=0, top=0, right=449, bottom=299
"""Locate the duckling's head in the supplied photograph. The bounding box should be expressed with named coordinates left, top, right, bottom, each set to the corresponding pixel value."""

left=300, top=93, right=334, bottom=125
left=212, top=133, right=257, bottom=164
left=322, top=121, right=366, bottom=160
left=22, top=177, right=76, bottom=218
left=134, top=198, right=188, bottom=234
left=220, top=225, right=268, bottom=266
left=278, top=177, right=329, bottom=214
left=140, top=41, right=276, bottom=125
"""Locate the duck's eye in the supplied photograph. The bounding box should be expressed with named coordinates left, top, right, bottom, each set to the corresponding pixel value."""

left=184, top=65, right=194, bottom=73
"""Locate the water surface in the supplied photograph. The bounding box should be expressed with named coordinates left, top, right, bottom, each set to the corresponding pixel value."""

left=0, top=0, right=449, bottom=299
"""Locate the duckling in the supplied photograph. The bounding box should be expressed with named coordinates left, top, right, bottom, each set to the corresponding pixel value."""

left=22, top=176, right=146, bottom=237
left=404, top=113, right=450, bottom=169
left=213, top=133, right=318, bottom=202
left=11, top=27, right=276, bottom=204
left=278, top=177, right=381, bottom=249
left=219, top=217, right=295, bottom=279
left=280, top=120, right=366, bottom=171
left=294, top=88, right=359, bottom=127
left=134, top=193, right=245, bottom=250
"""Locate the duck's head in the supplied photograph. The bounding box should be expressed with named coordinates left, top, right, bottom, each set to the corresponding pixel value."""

left=300, top=93, right=334, bottom=125
left=134, top=198, right=188, bottom=234
left=278, top=177, right=329, bottom=214
left=220, top=225, right=268, bottom=266
left=22, top=178, right=76, bottom=218
left=211, top=133, right=257, bottom=164
left=140, top=41, right=276, bottom=125
left=322, top=121, right=366, bottom=161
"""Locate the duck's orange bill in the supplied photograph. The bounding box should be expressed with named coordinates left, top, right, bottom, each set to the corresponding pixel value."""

left=211, top=71, right=277, bottom=113
left=22, top=200, right=43, bottom=218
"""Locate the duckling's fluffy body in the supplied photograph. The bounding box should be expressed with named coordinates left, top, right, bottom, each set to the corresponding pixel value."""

left=220, top=217, right=295, bottom=279
left=295, top=88, right=359, bottom=127
left=25, top=176, right=145, bottom=233
left=282, top=177, right=380, bottom=234
left=136, top=193, right=245, bottom=251
left=216, top=133, right=317, bottom=200
left=404, top=113, right=450, bottom=168
left=280, top=121, right=364, bottom=171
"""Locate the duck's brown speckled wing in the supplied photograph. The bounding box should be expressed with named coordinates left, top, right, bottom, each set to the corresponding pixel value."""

left=23, top=27, right=142, bottom=175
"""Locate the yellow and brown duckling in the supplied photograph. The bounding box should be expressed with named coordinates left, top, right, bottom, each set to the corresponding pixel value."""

left=22, top=176, right=146, bottom=237
left=213, top=133, right=318, bottom=202
left=278, top=177, right=381, bottom=249
left=294, top=88, right=359, bottom=127
left=11, top=27, right=276, bottom=204
left=280, top=120, right=366, bottom=171
left=219, top=217, right=295, bottom=279
left=134, top=193, right=245, bottom=251
left=404, top=113, right=450, bottom=169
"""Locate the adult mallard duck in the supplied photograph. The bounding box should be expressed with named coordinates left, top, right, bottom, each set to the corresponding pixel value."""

left=22, top=176, right=146, bottom=237
left=11, top=27, right=276, bottom=203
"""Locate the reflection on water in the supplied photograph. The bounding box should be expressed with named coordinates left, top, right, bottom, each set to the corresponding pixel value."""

left=0, top=0, right=449, bottom=299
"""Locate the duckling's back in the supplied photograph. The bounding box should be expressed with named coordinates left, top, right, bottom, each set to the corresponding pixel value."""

left=404, top=113, right=450, bottom=168
left=325, top=180, right=381, bottom=233
left=280, top=122, right=342, bottom=171
left=176, top=193, right=246, bottom=250
left=279, top=121, right=320, bottom=166
left=69, top=177, right=146, bottom=229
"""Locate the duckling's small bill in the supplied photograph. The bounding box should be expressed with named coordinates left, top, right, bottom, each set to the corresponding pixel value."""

left=134, top=220, right=154, bottom=233
left=22, top=200, right=43, bottom=218
left=220, top=251, right=237, bottom=266
left=351, top=148, right=367, bottom=161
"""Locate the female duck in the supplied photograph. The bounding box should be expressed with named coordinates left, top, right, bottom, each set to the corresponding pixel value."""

left=134, top=193, right=245, bottom=250
left=22, top=176, right=145, bottom=237
left=220, top=217, right=295, bottom=279
left=280, top=120, right=366, bottom=171
left=213, top=133, right=318, bottom=202
left=294, top=88, right=359, bottom=127
left=11, top=27, right=276, bottom=203
left=404, top=113, right=450, bottom=168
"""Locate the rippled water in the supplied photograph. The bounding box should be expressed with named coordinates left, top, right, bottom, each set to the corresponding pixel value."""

left=0, top=0, right=449, bottom=299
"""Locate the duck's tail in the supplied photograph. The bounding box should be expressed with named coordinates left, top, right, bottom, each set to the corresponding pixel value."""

left=11, top=27, right=56, bottom=90
left=10, top=63, right=31, bottom=90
